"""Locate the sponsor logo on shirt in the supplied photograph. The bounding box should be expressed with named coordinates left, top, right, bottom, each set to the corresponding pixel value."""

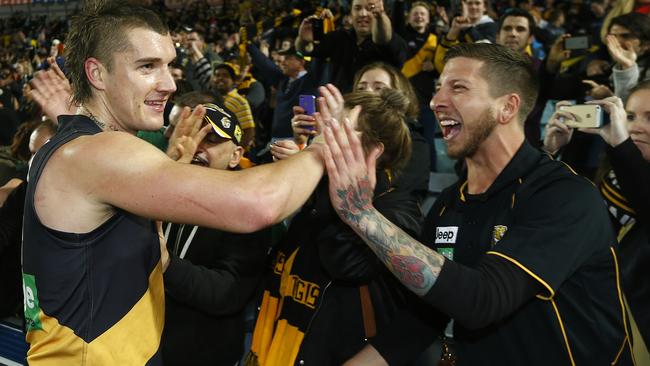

left=23, top=273, right=43, bottom=332
left=435, top=226, right=458, bottom=244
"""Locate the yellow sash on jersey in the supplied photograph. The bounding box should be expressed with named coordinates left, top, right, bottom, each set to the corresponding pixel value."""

left=402, top=33, right=438, bottom=79
left=248, top=249, right=306, bottom=366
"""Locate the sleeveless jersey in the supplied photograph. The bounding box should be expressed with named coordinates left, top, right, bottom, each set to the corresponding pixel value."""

left=22, top=115, right=164, bottom=365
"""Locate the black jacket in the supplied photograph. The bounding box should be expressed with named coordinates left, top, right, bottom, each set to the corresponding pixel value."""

left=162, top=223, right=272, bottom=366
left=607, top=138, right=650, bottom=343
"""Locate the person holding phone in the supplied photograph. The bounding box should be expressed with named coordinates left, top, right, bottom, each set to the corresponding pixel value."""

left=247, top=87, right=426, bottom=366
left=295, top=0, right=408, bottom=93
left=433, top=0, right=497, bottom=73
left=246, top=43, right=329, bottom=151
left=544, top=84, right=650, bottom=355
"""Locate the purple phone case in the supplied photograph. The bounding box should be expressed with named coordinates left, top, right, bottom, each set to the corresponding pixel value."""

left=299, top=95, right=316, bottom=115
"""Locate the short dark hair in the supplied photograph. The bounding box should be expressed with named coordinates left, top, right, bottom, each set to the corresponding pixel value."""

left=444, top=43, right=539, bottom=122
left=497, top=8, right=536, bottom=36
left=174, top=90, right=223, bottom=108
left=609, top=13, right=650, bottom=46
left=65, top=0, right=169, bottom=105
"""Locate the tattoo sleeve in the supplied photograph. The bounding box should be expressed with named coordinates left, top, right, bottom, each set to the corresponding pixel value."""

left=335, top=183, right=445, bottom=296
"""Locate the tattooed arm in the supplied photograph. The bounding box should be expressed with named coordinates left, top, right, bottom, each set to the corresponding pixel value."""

left=322, top=109, right=541, bottom=329
left=340, top=199, right=445, bottom=296
left=322, top=107, right=446, bottom=296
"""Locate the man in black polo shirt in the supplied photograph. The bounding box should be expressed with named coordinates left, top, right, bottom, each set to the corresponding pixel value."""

left=295, top=0, right=407, bottom=93
left=321, top=43, right=634, bottom=364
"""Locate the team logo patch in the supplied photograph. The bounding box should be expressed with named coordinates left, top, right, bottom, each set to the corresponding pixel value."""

left=491, top=225, right=508, bottom=246
left=435, top=226, right=458, bottom=244
left=234, top=125, right=243, bottom=143
left=221, top=117, right=231, bottom=129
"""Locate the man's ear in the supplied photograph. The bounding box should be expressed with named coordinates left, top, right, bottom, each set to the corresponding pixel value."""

left=84, top=57, right=106, bottom=91
left=228, top=146, right=245, bottom=169
left=496, top=93, right=521, bottom=125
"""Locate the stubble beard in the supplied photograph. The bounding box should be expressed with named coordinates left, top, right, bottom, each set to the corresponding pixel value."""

left=447, top=107, right=497, bottom=160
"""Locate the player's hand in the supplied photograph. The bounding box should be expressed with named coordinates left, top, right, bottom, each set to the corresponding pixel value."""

left=167, top=105, right=206, bottom=160
left=171, top=124, right=212, bottom=163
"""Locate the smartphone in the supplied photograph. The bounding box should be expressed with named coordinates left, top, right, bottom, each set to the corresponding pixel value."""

left=298, top=94, right=316, bottom=131
left=559, top=104, right=609, bottom=128
left=299, top=95, right=316, bottom=115
left=311, top=18, right=324, bottom=42
left=563, top=36, right=590, bottom=51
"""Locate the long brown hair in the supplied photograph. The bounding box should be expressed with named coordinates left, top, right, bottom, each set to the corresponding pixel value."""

left=344, top=89, right=412, bottom=174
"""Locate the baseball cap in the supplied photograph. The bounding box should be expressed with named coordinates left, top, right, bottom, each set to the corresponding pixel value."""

left=203, top=103, right=242, bottom=146
left=214, top=62, right=239, bottom=79
left=278, top=47, right=305, bottom=60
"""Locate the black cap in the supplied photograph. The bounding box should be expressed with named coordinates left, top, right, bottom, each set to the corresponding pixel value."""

left=203, top=103, right=242, bottom=146
left=278, top=47, right=305, bottom=60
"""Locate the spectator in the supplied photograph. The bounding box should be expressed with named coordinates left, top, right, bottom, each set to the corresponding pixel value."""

left=295, top=0, right=408, bottom=93
left=542, top=8, right=566, bottom=45
left=606, top=13, right=650, bottom=101
left=247, top=43, right=328, bottom=141
left=0, top=120, right=56, bottom=321
left=248, top=88, right=423, bottom=365
left=393, top=0, right=440, bottom=171
left=495, top=9, right=545, bottom=145
left=434, top=0, right=497, bottom=73
left=212, top=62, right=256, bottom=148
left=495, top=8, right=535, bottom=56
left=543, top=83, right=650, bottom=353
left=161, top=101, right=272, bottom=366
left=325, top=43, right=635, bottom=365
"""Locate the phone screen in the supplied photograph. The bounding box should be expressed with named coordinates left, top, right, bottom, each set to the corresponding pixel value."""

left=563, top=36, right=590, bottom=51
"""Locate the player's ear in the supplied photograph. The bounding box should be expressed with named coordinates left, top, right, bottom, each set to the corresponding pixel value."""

left=85, top=57, right=107, bottom=91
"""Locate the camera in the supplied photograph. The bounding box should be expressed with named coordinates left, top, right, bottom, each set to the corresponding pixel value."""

left=559, top=104, right=609, bottom=128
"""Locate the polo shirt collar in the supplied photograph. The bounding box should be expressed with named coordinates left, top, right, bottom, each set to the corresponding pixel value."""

left=460, top=140, right=542, bottom=202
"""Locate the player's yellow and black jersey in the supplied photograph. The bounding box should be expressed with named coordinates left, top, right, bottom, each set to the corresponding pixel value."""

left=22, top=115, right=164, bottom=365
